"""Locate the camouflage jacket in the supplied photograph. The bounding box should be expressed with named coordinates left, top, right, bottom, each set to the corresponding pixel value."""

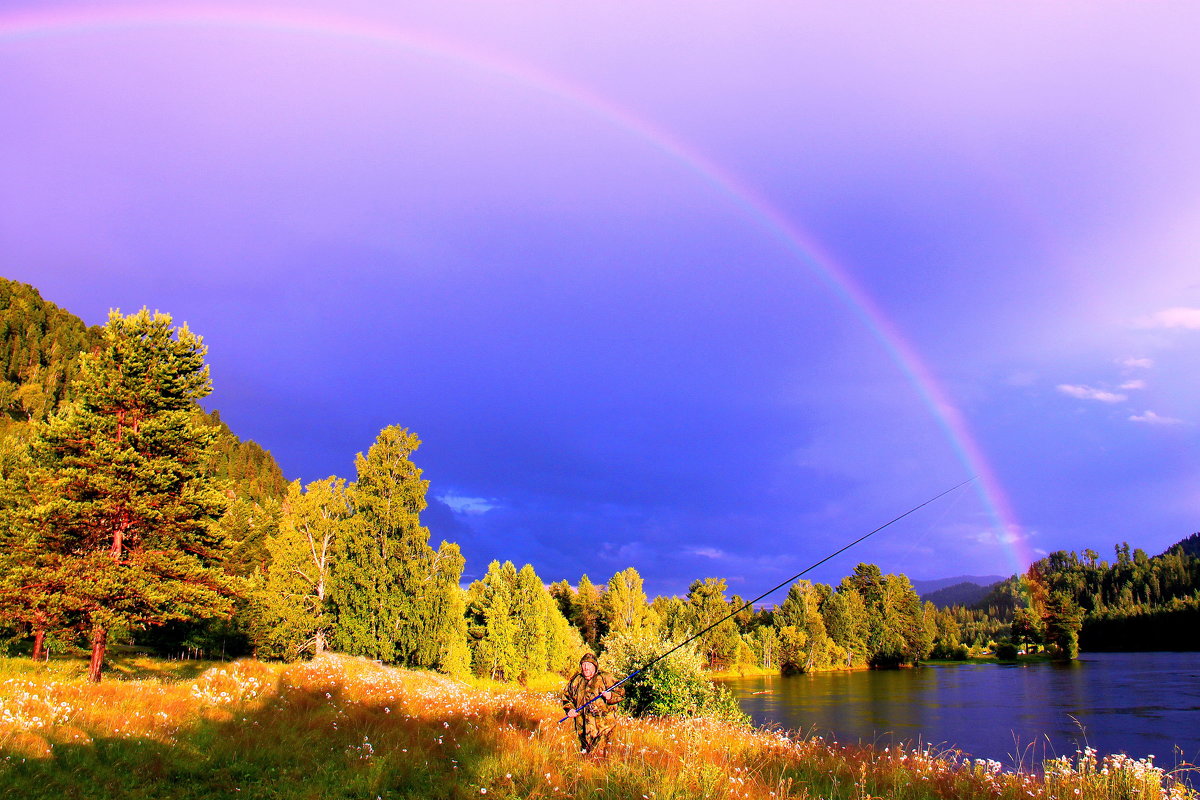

left=561, top=670, right=624, bottom=717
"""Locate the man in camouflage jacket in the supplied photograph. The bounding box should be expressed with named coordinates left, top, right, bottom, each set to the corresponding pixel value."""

left=561, top=652, right=624, bottom=755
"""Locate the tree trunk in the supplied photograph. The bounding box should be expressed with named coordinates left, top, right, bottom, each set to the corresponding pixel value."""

left=32, top=629, right=46, bottom=661
left=88, top=625, right=108, bottom=683
left=314, top=629, right=325, bottom=656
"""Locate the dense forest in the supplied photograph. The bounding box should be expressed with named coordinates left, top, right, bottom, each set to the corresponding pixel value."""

left=974, top=539, right=1200, bottom=652
left=0, top=278, right=1196, bottom=687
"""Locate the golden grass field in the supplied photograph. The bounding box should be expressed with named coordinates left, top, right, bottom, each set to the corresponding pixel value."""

left=0, top=653, right=1194, bottom=800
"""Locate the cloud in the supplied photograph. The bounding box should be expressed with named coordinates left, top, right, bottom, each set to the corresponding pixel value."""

left=1119, top=379, right=1146, bottom=390
left=688, top=547, right=727, bottom=559
left=1056, top=384, right=1127, bottom=403
left=1118, top=357, right=1154, bottom=369
left=972, top=526, right=1026, bottom=547
left=1129, top=410, right=1184, bottom=425
left=1136, top=307, right=1200, bottom=329
left=438, top=494, right=498, bottom=515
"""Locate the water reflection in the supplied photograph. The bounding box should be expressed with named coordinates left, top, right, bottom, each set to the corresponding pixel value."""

left=721, top=652, right=1200, bottom=767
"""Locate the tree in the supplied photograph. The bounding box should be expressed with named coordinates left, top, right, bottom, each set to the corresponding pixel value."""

left=331, top=425, right=463, bottom=670
left=574, top=574, right=605, bottom=651
left=0, top=423, right=69, bottom=659
left=685, top=578, right=739, bottom=669
left=467, top=562, right=520, bottom=680
left=24, top=309, right=235, bottom=681
left=822, top=587, right=869, bottom=667
left=600, top=567, right=657, bottom=639
left=1042, top=590, right=1083, bottom=660
left=253, top=478, right=350, bottom=659
left=467, top=560, right=580, bottom=681
left=1010, top=606, right=1043, bottom=653
left=775, top=580, right=839, bottom=672
left=513, top=564, right=551, bottom=678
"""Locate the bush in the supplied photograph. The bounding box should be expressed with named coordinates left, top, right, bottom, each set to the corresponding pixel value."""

left=600, top=629, right=748, bottom=725
left=994, top=641, right=1019, bottom=660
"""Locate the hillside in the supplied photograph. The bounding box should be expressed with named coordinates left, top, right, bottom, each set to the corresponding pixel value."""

left=0, top=277, right=101, bottom=427
left=922, top=580, right=1003, bottom=609
left=911, top=575, right=1006, bottom=597
left=1163, top=532, right=1200, bottom=559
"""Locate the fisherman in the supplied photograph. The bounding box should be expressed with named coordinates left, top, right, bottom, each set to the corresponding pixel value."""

left=561, top=652, right=624, bottom=755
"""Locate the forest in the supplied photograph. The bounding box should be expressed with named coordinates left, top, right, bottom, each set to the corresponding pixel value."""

left=1, top=277, right=1197, bottom=687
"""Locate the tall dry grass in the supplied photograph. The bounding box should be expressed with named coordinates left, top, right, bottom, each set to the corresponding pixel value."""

left=1, top=653, right=1194, bottom=800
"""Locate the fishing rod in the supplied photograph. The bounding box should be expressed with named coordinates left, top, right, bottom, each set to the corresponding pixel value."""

left=557, top=476, right=976, bottom=724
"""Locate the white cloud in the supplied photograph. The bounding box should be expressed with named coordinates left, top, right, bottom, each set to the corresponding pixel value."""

left=1119, top=379, right=1146, bottom=390
left=1129, top=410, right=1184, bottom=425
left=1136, top=307, right=1200, bottom=329
left=688, top=547, right=726, bottom=559
left=438, top=494, right=497, bottom=515
left=972, top=526, right=1026, bottom=547
left=1119, top=357, right=1154, bottom=369
left=1057, top=384, right=1127, bottom=403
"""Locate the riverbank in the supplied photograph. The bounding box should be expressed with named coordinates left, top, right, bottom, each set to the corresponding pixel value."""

left=1, top=654, right=1193, bottom=800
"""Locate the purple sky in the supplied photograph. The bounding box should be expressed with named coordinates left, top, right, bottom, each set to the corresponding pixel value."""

left=3, top=1, right=1198, bottom=595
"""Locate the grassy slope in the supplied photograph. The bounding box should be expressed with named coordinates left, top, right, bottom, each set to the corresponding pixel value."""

left=1, top=654, right=1193, bottom=800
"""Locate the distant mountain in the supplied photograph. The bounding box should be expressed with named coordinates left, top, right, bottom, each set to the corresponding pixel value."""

left=910, top=575, right=1007, bottom=596
left=923, top=581, right=1004, bottom=609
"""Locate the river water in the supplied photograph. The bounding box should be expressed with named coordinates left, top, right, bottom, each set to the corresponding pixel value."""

left=720, top=652, right=1200, bottom=768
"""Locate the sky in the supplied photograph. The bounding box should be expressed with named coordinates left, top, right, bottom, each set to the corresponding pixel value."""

left=2, top=1, right=1198, bottom=596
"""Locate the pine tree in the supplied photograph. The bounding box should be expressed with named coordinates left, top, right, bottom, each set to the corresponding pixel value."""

left=1042, top=590, right=1083, bottom=659
left=253, top=478, right=350, bottom=659
left=23, top=309, right=235, bottom=681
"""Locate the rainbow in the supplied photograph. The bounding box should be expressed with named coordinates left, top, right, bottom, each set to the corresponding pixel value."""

left=0, top=4, right=1033, bottom=575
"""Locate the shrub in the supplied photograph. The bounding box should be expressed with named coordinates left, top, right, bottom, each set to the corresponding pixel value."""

left=600, top=629, right=748, bottom=725
left=994, top=641, right=1019, bottom=660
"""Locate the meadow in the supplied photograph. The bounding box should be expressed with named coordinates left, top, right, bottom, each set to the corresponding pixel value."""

left=0, top=653, right=1193, bottom=800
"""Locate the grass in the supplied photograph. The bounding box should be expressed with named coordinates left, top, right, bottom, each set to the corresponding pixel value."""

left=1, top=653, right=1195, bottom=800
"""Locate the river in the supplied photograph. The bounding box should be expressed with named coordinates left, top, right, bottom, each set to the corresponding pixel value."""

left=720, top=652, right=1200, bottom=768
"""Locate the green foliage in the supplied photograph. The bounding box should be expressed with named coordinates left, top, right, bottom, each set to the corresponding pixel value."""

left=971, top=540, right=1200, bottom=655
left=330, top=425, right=464, bottom=671
left=601, top=628, right=748, bottom=724
left=775, top=580, right=841, bottom=673
left=17, top=309, right=238, bottom=679
left=573, top=574, right=604, bottom=651
left=0, top=278, right=100, bottom=426
left=685, top=577, right=740, bottom=669
left=467, top=560, right=581, bottom=681
left=600, top=567, right=657, bottom=639
left=468, top=562, right=520, bottom=680
left=253, top=478, right=351, bottom=659
left=994, top=640, right=1019, bottom=660
left=1041, top=590, right=1083, bottom=660
left=822, top=587, right=869, bottom=666
left=837, top=565, right=928, bottom=667
left=198, top=408, right=288, bottom=506
left=928, top=602, right=967, bottom=659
